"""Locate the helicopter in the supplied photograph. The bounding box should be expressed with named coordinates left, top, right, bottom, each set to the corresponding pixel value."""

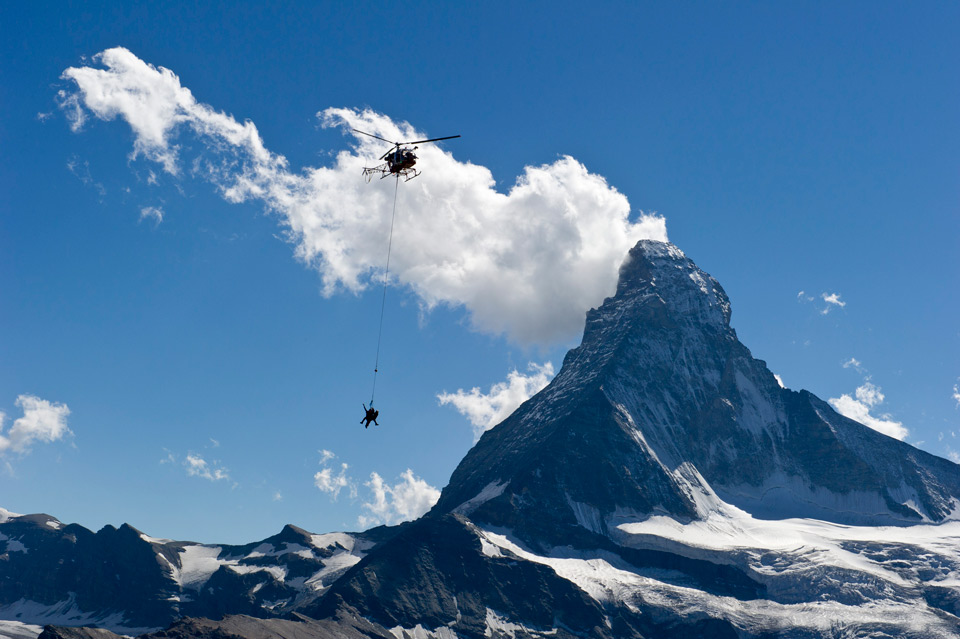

left=352, top=128, right=460, bottom=181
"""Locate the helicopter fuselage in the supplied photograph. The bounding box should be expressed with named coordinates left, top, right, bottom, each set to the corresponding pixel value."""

left=387, top=148, right=417, bottom=173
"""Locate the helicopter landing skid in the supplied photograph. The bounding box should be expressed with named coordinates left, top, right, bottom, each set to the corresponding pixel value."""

left=362, top=165, right=420, bottom=183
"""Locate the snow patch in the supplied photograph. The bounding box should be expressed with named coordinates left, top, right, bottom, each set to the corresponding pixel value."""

left=480, top=522, right=960, bottom=637
left=453, top=481, right=507, bottom=515
left=176, top=545, right=224, bottom=588
left=304, top=544, right=370, bottom=592
left=484, top=608, right=558, bottom=638
left=228, top=564, right=287, bottom=581
left=733, top=368, right=780, bottom=434
left=566, top=496, right=603, bottom=534
left=0, top=620, right=43, bottom=639
left=310, top=532, right=371, bottom=553
left=388, top=623, right=459, bottom=639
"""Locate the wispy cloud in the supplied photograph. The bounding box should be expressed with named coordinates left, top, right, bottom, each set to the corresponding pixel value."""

left=313, top=450, right=356, bottom=501
left=438, top=362, right=554, bottom=440
left=842, top=357, right=865, bottom=374
left=798, top=290, right=846, bottom=315
left=953, top=382, right=960, bottom=408
left=0, top=395, right=72, bottom=456
left=358, top=469, right=440, bottom=528
left=139, top=205, right=164, bottom=226
left=66, top=155, right=105, bottom=198
left=184, top=453, right=230, bottom=482
left=59, top=47, right=667, bottom=345
left=829, top=381, right=907, bottom=441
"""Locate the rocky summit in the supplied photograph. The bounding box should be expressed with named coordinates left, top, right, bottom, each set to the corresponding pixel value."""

left=5, top=240, right=960, bottom=638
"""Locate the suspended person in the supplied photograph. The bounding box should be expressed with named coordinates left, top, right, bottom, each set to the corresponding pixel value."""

left=361, top=403, right=379, bottom=428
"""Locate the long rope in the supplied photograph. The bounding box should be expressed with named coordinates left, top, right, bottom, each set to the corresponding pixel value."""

left=370, top=176, right=400, bottom=405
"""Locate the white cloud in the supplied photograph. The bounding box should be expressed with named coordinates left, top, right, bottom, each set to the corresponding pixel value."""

left=842, top=357, right=862, bottom=370
left=949, top=450, right=960, bottom=465
left=314, top=462, right=355, bottom=500
left=820, top=292, right=845, bottom=314
left=438, top=362, right=554, bottom=440
left=139, top=206, right=164, bottom=225
left=314, top=450, right=356, bottom=501
left=773, top=374, right=785, bottom=389
left=797, top=290, right=814, bottom=302
left=953, top=382, right=960, bottom=408
left=184, top=453, right=230, bottom=481
left=0, top=395, right=72, bottom=455
left=358, top=469, right=440, bottom=528
left=272, top=491, right=283, bottom=502
left=60, top=47, right=668, bottom=345
left=829, top=382, right=908, bottom=440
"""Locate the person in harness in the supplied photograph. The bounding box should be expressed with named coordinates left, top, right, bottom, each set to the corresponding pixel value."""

left=361, top=403, right=379, bottom=428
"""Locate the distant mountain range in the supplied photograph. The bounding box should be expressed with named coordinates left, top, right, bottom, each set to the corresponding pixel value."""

left=5, top=240, right=960, bottom=639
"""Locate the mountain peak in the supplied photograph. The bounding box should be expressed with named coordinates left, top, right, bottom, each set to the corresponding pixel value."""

left=434, top=239, right=960, bottom=540
left=613, top=240, right=731, bottom=328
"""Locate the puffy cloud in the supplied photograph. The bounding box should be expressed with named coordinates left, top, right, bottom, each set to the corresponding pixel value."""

left=314, top=463, right=355, bottom=500
left=139, top=206, right=164, bottom=225
left=60, top=47, right=667, bottom=345
left=358, top=469, right=440, bottom=528
left=438, top=362, right=554, bottom=440
left=0, top=395, right=72, bottom=455
left=314, top=450, right=356, bottom=501
left=953, top=382, right=960, bottom=408
left=829, top=382, right=908, bottom=441
left=184, top=454, right=230, bottom=481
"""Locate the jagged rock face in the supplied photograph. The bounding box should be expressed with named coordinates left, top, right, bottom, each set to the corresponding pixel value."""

left=436, top=241, right=960, bottom=536
left=0, top=515, right=382, bottom=633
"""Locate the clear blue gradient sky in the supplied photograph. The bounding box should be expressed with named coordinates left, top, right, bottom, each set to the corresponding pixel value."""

left=1, top=2, right=958, bottom=543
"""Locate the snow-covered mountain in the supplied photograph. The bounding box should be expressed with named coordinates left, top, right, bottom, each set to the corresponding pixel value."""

left=7, top=240, right=960, bottom=638
left=0, top=511, right=385, bottom=633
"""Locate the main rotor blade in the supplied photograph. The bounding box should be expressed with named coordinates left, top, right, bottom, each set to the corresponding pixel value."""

left=402, top=135, right=461, bottom=145
left=352, top=128, right=395, bottom=145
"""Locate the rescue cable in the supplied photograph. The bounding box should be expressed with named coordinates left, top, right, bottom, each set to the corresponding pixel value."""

left=369, top=175, right=400, bottom=405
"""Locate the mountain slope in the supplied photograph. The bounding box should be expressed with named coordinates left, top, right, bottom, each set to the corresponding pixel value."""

left=437, top=241, right=960, bottom=534
left=304, top=240, right=960, bottom=638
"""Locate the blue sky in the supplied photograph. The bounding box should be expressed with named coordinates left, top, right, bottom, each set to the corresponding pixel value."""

left=1, top=3, right=958, bottom=544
